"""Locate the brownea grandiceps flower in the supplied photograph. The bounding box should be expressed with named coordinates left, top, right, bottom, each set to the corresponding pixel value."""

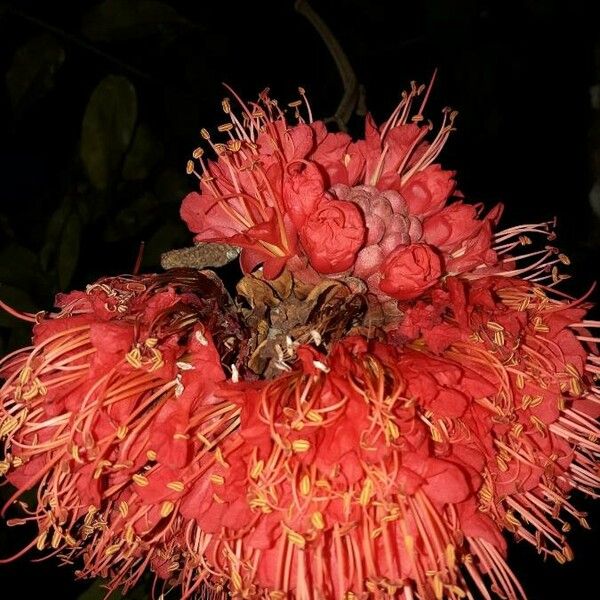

left=1, top=83, right=599, bottom=600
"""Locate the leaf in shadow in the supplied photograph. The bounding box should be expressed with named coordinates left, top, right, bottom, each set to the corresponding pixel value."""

left=81, top=75, right=137, bottom=190
left=154, top=167, right=189, bottom=204
left=6, top=34, right=65, bottom=114
left=82, top=0, right=191, bottom=42
left=57, top=212, right=81, bottom=290
left=77, top=577, right=149, bottom=600
left=143, top=219, right=189, bottom=267
left=0, top=243, right=45, bottom=291
left=76, top=579, right=121, bottom=600
left=122, top=123, right=164, bottom=181
left=40, top=197, right=73, bottom=271
left=103, top=193, right=159, bottom=242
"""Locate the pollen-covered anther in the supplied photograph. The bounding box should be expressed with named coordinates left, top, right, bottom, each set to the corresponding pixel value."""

left=299, top=474, right=311, bottom=496
left=160, top=501, right=175, bottom=518
left=250, top=459, right=264, bottom=479
left=291, top=439, right=311, bottom=453
left=286, top=529, right=306, bottom=548
left=227, top=139, right=242, bottom=152
left=132, top=474, right=149, bottom=487
left=305, top=409, right=323, bottom=424
left=167, top=480, right=185, bottom=493
left=359, top=478, right=374, bottom=506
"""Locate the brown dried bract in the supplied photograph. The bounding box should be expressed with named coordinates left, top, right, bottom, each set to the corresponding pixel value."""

left=236, top=270, right=383, bottom=378
left=161, top=243, right=240, bottom=270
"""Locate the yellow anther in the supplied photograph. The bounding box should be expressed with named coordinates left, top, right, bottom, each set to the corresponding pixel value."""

left=132, top=474, right=149, bottom=487
left=433, top=574, right=443, bottom=600
left=36, top=532, right=47, bottom=551
left=167, top=480, right=185, bottom=493
left=215, top=446, right=229, bottom=467
left=250, top=460, right=264, bottom=479
left=305, top=410, right=323, bottom=423
left=160, top=501, right=175, bottom=518
left=105, top=543, right=121, bottom=556
left=299, top=474, right=311, bottom=496
left=311, top=511, right=325, bottom=530
left=286, top=529, right=306, bottom=548
left=359, top=478, right=374, bottom=507
left=291, top=439, right=311, bottom=453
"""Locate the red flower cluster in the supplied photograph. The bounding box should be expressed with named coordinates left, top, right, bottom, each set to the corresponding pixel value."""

left=1, top=85, right=599, bottom=600
left=181, top=86, right=501, bottom=298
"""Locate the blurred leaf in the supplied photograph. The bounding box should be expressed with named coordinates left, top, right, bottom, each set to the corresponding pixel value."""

left=122, top=123, right=164, bottom=181
left=81, top=75, right=137, bottom=190
left=77, top=577, right=149, bottom=600
left=82, top=0, right=190, bottom=42
left=41, top=198, right=73, bottom=271
left=57, top=212, right=81, bottom=290
left=103, top=193, right=159, bottom=242
left=154, top=168, right=189, bottom=204
left=0, top=243, right=43, bottom=290
left=77, top=579, right=120, bottom=600
left=6, top=34, right=65, bottom=112
left=143, top=219, right=188, bottom=266
left=0, top=285, right=36, bottom=327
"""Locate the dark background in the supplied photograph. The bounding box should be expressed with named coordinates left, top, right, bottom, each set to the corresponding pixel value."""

left=0, top=1, right=599, bottom=598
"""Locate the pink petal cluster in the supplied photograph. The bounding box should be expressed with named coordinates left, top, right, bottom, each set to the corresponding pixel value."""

left=181, top=88, right=501, bottom=297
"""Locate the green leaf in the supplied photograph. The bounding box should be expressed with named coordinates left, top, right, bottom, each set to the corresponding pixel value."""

left=82, top=0, right=190, bottom=42
left=40, top=198, right=73, bottom=271
left=81, top=75, right=137, bottom=190
left=0, top=243, right=44, bottom=290
left=77, top=579, right=121, bottom=600
left=103, top=193, right=159, bottom=242
left=77, top=577, right=149, bottom=600
left=154, top=168, right=189, bottom=204
left=122, top=123, right=164, bottom=181
left=6, top=34, right=65, bottom=112
left=57, top=212, right=81, bottom=290
left=143, top=219, right=188, bottom=267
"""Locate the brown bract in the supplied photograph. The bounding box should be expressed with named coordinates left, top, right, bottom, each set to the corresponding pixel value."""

left=236, top=270, right=372, bottom=378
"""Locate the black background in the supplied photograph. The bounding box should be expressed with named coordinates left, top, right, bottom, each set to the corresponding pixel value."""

left=0, top=1, right=599, bottom=598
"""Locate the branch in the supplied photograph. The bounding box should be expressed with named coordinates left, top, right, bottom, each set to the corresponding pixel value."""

left=295, top=0, right=363, bottom=130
